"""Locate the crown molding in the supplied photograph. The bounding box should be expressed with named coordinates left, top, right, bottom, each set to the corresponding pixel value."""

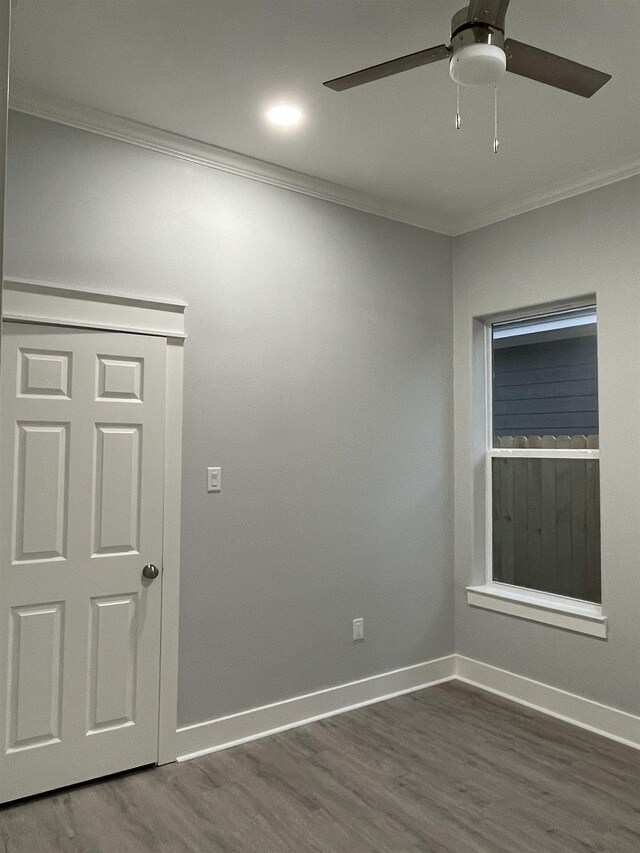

left=8, top=86, right=452, bottom=235
left=451, top=155, right=640, bottom=235
left=9, top=86, right=639, bottom=239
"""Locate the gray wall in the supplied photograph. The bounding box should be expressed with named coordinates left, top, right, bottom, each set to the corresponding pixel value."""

left=5, top=112, right=454, bottom=727
left=453, top=177, right=640, bottom=715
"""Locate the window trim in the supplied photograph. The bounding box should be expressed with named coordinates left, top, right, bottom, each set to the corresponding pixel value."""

left=468, top=310, right=607, bottom=637
left=466, top=582, right=607, bottom=638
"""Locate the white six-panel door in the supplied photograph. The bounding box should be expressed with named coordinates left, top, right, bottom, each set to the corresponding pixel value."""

left=0, top=321, right=166, bottom=803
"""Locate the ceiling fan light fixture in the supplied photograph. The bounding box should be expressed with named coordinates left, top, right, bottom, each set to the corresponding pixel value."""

left=449, top=43, right=506, bottom=87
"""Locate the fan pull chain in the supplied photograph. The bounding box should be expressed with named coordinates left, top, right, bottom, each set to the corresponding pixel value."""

left=455, top=84, right=461, bottom=130
left=493, top=86, right=499, bottom=153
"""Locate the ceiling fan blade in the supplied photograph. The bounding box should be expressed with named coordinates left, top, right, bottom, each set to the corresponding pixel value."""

left=504, top=38, right=611, bottom=97
left=465, top=1, right=510, bottom=29
left=323, top=44, right=449, bottom=91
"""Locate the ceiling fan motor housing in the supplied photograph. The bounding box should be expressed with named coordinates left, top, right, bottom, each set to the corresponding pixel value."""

left=449, top=18, right=506, bottom=87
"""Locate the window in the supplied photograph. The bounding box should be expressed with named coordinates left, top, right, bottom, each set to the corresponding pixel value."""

left=487, top=305, right=601, bottom=607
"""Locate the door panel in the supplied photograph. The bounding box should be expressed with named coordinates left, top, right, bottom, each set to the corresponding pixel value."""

left=7, top=602, right=64, bottom=752
left=93, top=424, right=142, bottom=555
left=96, top=355, right=143, bottom=401
left=14, top=422, right=69, bottom=562
left=18, top=349, right=73, bottom=398
left=0, top=322, right=166, bottom=803
left=87, top=594, right=138, bottom=733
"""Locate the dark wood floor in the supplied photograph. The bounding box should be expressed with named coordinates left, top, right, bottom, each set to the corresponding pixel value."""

left=1, top=681, right=638, bottom=852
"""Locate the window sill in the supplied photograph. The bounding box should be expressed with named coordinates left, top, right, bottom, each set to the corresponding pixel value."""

left=466, top=583, right=607, bottom=638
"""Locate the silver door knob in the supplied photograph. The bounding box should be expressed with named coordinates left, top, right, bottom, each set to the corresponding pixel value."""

left=142, top=563, right=159, bottom=580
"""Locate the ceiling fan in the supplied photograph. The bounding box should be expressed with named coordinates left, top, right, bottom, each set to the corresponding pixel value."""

left=323, top=0, right=611, bottom=98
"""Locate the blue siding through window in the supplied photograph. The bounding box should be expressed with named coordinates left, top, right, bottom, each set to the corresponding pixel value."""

left=493, top=336, right=599, bottom=437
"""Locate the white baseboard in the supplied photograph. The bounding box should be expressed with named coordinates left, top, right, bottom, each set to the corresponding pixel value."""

left=175, top=655, right=456, bottom=761
left=455, top=655, right=640, bottom=750
left=174, top=653, right=639, bottom=762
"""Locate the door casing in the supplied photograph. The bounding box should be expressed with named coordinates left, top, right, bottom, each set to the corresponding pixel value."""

left=1, top=276, right=186, bottom=767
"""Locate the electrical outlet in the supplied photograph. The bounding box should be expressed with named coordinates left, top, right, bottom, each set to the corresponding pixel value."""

left=207, top=466, right=221, bottom=492
left=352, top=617, right=364, bottom=641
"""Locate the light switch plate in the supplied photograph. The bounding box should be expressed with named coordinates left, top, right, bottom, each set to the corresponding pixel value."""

left=352, top=617, right=364, bottom=641
left=207, top=466, right=221, bottom=492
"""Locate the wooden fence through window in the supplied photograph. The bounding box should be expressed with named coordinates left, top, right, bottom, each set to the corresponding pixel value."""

left=492, top=434, right=600, bottom=603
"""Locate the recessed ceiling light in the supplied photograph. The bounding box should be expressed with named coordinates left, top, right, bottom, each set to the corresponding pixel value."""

left=266, top=104, right=303, bottom=127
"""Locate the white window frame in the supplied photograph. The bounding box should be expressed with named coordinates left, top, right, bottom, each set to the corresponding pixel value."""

left=466, top=308, right=607, bottom=639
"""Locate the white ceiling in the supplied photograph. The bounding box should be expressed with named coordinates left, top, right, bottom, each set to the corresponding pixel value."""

left=9, top=0, right=640, bottom=234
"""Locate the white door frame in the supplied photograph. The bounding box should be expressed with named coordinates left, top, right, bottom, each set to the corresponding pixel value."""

left=2, top=277, right=185, bottom=765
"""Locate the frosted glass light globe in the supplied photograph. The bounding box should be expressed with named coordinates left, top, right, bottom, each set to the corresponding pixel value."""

left=449, top=43, right=507, bottom=87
